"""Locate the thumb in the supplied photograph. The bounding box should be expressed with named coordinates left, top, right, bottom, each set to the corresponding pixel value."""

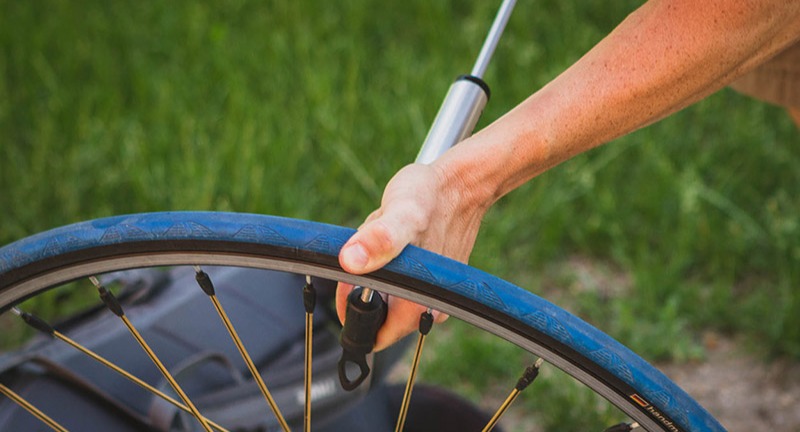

left=339, top=214, right=417, bottom=275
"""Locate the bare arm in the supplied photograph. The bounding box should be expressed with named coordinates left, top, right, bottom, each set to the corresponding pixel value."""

left=443, top=0, right=799, bottom=209
left=338, top=0, right=800, bottom=350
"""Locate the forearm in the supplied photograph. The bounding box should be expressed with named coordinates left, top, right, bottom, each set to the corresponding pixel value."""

left=338, top=0, right=799, bottom=352
left=434, top=0, right=800, bottom=210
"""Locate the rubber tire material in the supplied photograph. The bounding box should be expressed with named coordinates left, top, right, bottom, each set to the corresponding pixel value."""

left=0, top=212, right=726, bottom=432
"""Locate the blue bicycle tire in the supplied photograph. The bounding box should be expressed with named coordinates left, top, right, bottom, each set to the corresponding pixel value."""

left=0, top=211, right=725, bottom=431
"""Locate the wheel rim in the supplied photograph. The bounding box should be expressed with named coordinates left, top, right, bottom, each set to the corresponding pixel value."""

left=0, top=212, right=726, bottom=432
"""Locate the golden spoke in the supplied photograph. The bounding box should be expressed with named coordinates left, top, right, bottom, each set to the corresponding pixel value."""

left=92, top=277, right=215, bottom=432
left=303, top=276, right=316, bottom=432
left=482, top=388, right=520, bottom=432
left=194, top=267, right=291, bottom=432
left=53, top=330, right=229, bottom=432
left=13, top=306, right=229, bottom=431
left=0, top=382, right=69, bottom=432
left=394, top=310, right=434, bottom=432
left=482, top=358, right=543, bottom=432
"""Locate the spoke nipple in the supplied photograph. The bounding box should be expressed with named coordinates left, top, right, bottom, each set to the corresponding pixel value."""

left=10, top=307, right=23, bottom=316
left=602, top=422, right=637, bottom=432
left=515, top=359, right=543, bottom=392
left=193, top=265, right=202, bottom=273
left=14, top=309, right=55, bottom=336
left=94, top=280, right=125, bottom=317
left=303, top=278, right=317, bottom=313
left=194, top=269, right=216, bottom=296
left=419, top=310, right=434, bottom=335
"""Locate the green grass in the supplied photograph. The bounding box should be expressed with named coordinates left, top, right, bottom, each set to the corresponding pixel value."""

left=2, top=0, right=799, bottom=430
left=418, top=319, right=624, bottom=431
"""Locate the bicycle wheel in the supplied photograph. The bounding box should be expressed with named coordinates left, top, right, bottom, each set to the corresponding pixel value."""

left=0, top=211, right=725, bottom=431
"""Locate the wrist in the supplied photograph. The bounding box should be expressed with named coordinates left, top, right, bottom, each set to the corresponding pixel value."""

left=431, top=107, right=555, bottom=214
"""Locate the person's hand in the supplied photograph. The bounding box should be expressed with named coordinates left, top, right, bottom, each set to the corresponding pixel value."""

left=336, top=162, right=488, bottom=351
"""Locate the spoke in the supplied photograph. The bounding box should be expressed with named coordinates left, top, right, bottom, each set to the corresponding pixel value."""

left=302, top=276, right=316, bottom=432
left=0, top=382, right=69, bottom=432
left=603, top=421, right=641, bottom=432
left=482, top=358, right=543, bottom=432
left=12, top=308, right=229, bottom=432
left=483, top=388, right=521, bottom=432
left=394, top=310, right=434, bottom=432
left=55, top=331, right=230, bottom=432
left=91, top=277, right=215, bottom=432
left=194, top=267, right=291, bottom=432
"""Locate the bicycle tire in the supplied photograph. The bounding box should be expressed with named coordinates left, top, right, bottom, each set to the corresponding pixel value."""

left=0, top=211, right=725, bottom=432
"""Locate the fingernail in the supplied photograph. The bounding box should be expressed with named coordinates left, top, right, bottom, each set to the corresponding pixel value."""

left=342, top=243, right=369, bottom=272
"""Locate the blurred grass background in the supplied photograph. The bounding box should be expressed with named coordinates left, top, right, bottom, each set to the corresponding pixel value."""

left=1, top=0, right=798, bottom=430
